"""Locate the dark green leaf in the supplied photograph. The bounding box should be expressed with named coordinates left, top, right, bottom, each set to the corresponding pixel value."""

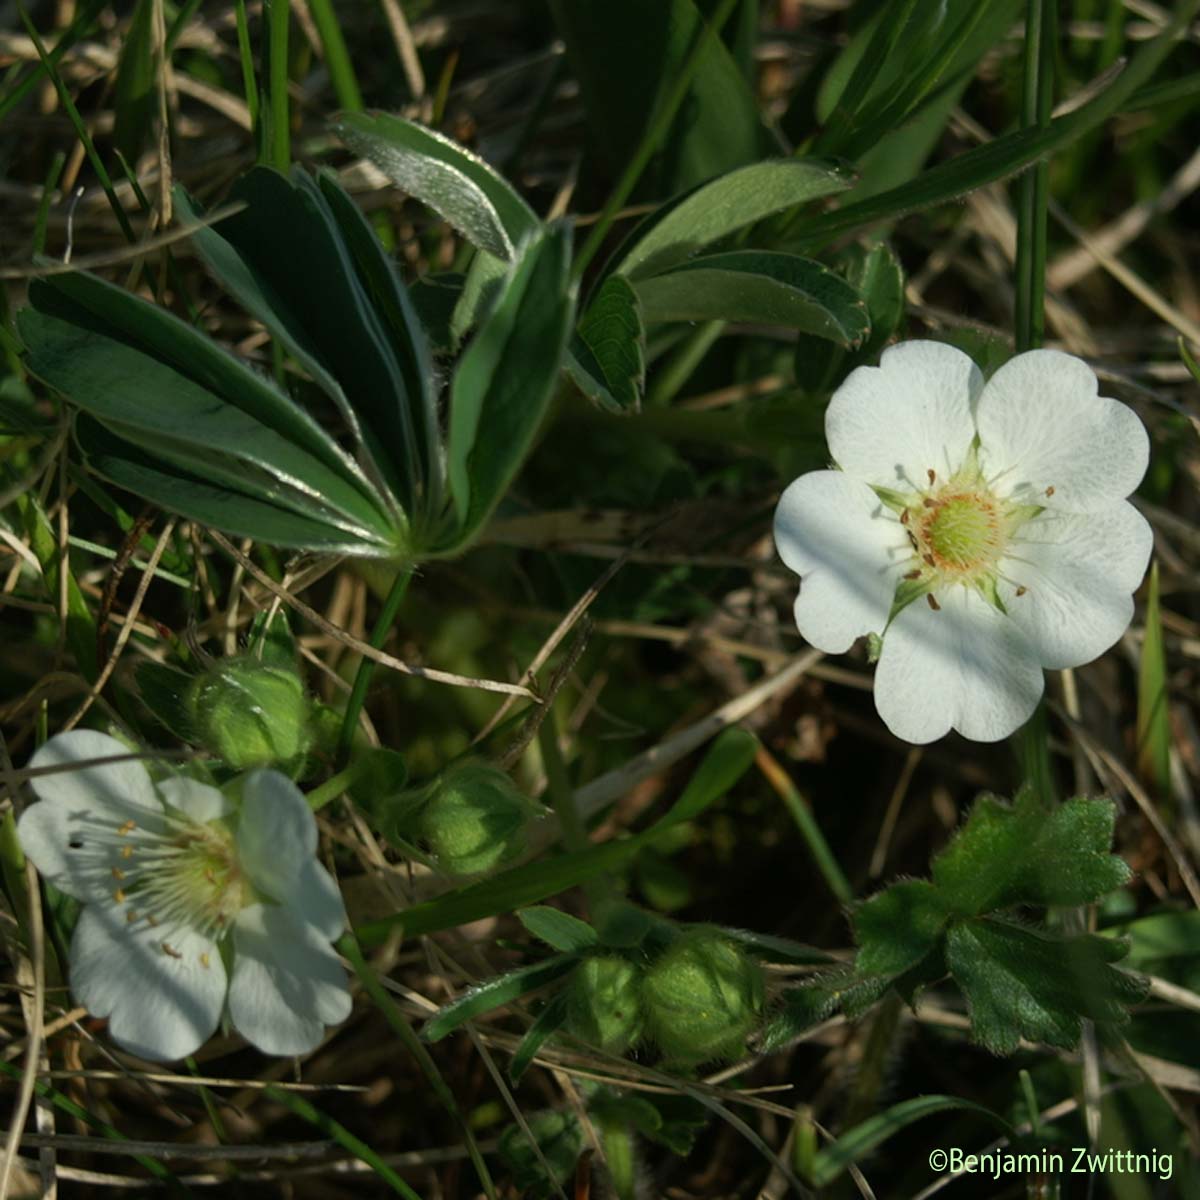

left=634, top=251, right=870, bottom=344
left=422, top=956, right=577, bottom=1042
left=133, top=661, right=196, bottom=741
left=333, top=111, right=538, bottom=260
left=113, top=0, right=155, bottom=163
left=931, top=789, right=1131, bottom=915
left=568, top=275, right=645, bottom=413
left=758, top=977, right=847, bottom=1052
left=445, top=224, right=575, bottom=547
left=547, top=0, right=774, bottom=197
left=508, top=992, right=569, bottom=1085
left=650, top=727, right=759, bottom=833
left=810, top=1095, right=1013, bottom=1187
left=517, top=906, right=599, bottom=953
left=853, top=880, right=950, bottom=977
left=946, top=919, right=1147, bottom=1054
left=19, top=309, right=398, bottom=548
left=716, top=927, right=834, bottom=965
left=614, top=159, right=856, bottom=281
left=76, top=417, right=377, bottom=553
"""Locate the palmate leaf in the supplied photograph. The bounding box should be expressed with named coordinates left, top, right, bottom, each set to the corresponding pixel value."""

left=176, top=167, right=429, bottom=517
left=633, top=250, right=870, bottom=345
left=931, top=788, right=1132, bottom=916
left=19, top=273, right=404, bottom=555
left=946, top=920, right=1148, bottom=1054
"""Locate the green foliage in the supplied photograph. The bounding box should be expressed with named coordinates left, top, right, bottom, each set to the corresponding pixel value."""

left=497, top=1109, right=582, bottom=1200
left=568, top=275, right=646, bottom=413
left=187, top=656, right=311, bottom=771
left=771, top=789, right=1143, bottom=1055
left=518, top=906, right=600, bottom=953
left=566, top=954, right=644, bottom=1053
left=113, top=0, right=155, bottom=164
left=641, top=929, right=765, bottom=1065
left=405, top=762, right=538, bottom=877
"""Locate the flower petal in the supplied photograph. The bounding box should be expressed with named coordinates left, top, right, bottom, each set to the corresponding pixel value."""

left=235, top=770, right=316, bottom=902
left=826, top=341, right=982, bottom=491
left=70, top=905, right=225, bottom=1062
left=229, top=904, right=352, bottom=1056
left=976, top=350, right=1149, bottom=512
left=1001, top=503, right=1153, bottom=669
left=290, top=859, right=347, bottom=942
left=774, top=471, right=911, bottom=653
left=875, top=586, right=1044, bottom=743
left=19, top=731, right=166, bottom=902
left=159, top=777, right=233, bottom=824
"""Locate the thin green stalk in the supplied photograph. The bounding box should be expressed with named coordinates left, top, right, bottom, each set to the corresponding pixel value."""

left=233, top=0, right=260, bottom=134
left=337, top=933, right=498, bottom=1200
left=264, top=1084, right=423, bottom=1198
left=646, top=320, right=725, bottom=407
left=306, top=758, right=368, bottom=811
left=307, top=0, right=364, bottom=112
left=0, top=0, right=106, bottom=123
left=757, top=748, right=853, bottom=906
left=571, top=0, right=742, bottom=280
left=337, top=566, right=413, bottom=763
left=1012, top=0, right=1057, bottom=805
left=1014, top=0, right=1055, bottom=352
left=267, top=0, right=291, bottom=171
left=32, top=151, right=65, bottom=255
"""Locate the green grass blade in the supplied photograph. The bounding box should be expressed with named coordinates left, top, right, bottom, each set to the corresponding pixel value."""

left=307, top=0, right=364, bottom=111
left=1136, top=561, right=1172, bottom=798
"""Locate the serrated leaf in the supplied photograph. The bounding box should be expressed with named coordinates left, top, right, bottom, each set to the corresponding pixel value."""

left=614, top=159, right=856, bottom=281
left=946, top=919, right=1147, bottom=1054
left=634, top=251, right=869, bottom=345
left=853, top=880, right=951, bottom=977
left=508, top=992, right=569, bottom=1084
left=421, top=955, right=578, bottom=1042
left=931, top=789, right=1131, bottom=915
left=445, top=224, right=575, bottom=548
left=517, top=906, right=599, bottom=953
left=568, top=276, right=645, bottom=413
left=333, top=111, right=538, bottom=260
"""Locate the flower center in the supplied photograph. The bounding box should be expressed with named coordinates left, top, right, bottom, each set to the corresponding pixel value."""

left=919, top=491, right=1003, bottom=573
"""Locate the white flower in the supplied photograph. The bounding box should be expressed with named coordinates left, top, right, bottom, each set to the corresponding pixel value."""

left=774, top=342, right=1153, bottom=744
left=18, top=731, right=352, bottom=1061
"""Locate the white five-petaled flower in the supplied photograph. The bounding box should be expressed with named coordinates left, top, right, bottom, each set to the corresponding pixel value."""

left=774, top=341, right=1153, bottom=743
left=18, top=730, right=352, bottom=1061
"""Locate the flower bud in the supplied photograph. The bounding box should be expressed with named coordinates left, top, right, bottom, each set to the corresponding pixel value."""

left=641, top=930, right=764, bottom=1065
left=566, top=955, right=643, bottom=1054
left=417, top=762, right=535, bottom=876
left=497, top=1109, right=581, bottom=1196
left=188, top=658, right=311, bottom=770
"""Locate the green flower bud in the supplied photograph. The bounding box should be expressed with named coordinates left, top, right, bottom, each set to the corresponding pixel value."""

left=497, top=1109, right=582, bottom=1198
left=566, top=955, right=643, bottom=1054
left=417, top=762, right=535, bottom=877
left=641, top=930, right=765, bottom=1066
left=188, top=658, right=311, bottom=770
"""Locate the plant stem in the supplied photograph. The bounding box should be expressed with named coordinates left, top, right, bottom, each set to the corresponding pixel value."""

left=337, top=566, right=413, bottom=763
left=337, top=933, right=497, bottom=1199
left=571, top=0, right=742, bottom=280
left=267, top=0, right=291, bottom=171
left=307, top=0, right=364, bottom=112
left=756, top=747, right=853, bottom=906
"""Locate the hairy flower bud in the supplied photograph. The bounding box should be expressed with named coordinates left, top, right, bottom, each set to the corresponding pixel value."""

left=417, top=762, right=536, bottom=877
left=566, top=955, right=643, bottom=1054
left=641, top=930, right=764, bottom=1065
left=188, top=658, right=311, bottom=770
